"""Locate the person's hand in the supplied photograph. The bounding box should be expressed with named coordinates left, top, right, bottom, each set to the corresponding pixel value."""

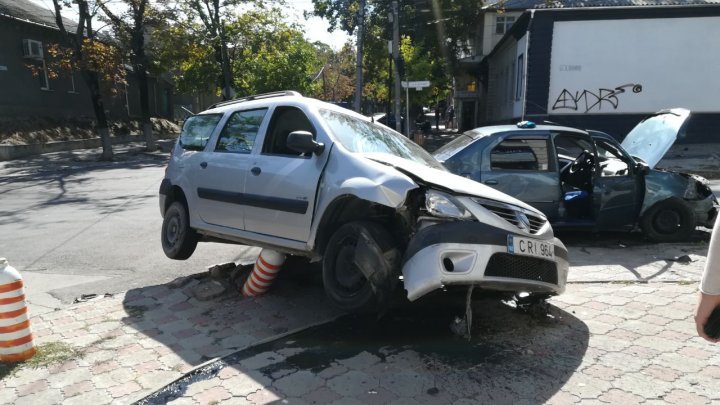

left=695, top=291, right=720, bottom=342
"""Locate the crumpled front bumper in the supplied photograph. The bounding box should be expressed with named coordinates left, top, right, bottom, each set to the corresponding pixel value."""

left=401, top=221, right=569, bottom=301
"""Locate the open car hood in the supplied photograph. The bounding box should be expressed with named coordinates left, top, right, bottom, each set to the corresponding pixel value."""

left=362, top=153, right=540, bottom=213
left=620, top=108, right=691, bottom=169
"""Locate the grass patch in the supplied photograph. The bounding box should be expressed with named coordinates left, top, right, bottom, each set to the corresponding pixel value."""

left=23, top=342, right=84, bottom=368
left=0, top=342, right=84, bottom=380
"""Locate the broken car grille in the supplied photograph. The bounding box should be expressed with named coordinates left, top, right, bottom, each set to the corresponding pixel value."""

left=477, top=203, right=547, bottom=234
left=485, top=253, right=558, bottom=285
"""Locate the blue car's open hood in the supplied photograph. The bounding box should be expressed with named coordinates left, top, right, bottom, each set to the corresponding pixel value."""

left=620, top=108, right=691, bottom=169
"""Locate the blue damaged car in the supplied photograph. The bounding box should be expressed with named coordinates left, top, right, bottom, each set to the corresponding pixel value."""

left=434, top=109, right=718, bottom=242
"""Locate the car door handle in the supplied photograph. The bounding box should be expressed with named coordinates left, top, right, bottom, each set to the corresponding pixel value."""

left=484, top=180, right=498, bottom=185
left=250, top=167, right=261, bottom=176
left=200, top=162, right=207, bottom=169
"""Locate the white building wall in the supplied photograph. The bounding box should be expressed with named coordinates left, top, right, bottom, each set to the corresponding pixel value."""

left=481, top=11, right=524, bottom=57
left=548, top=17, right=720, bottom=114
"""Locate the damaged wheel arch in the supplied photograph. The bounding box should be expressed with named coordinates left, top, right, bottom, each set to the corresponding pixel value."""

left=312, top=194, right=413, bottom=255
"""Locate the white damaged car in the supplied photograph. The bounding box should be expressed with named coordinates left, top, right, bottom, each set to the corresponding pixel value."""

left=160, top=91, right=569, bottom=312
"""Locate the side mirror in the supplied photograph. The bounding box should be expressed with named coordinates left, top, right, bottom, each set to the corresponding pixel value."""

left=635, top=161, right=650, bottom=175
left=287, top=131, right=325, bottom=156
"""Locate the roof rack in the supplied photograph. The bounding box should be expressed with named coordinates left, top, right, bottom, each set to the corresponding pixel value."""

left=208, top=90, right=302, bottom=109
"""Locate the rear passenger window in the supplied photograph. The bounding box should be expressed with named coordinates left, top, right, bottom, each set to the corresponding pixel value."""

left=491, top=139, right=549, bottom=171
left=179, top=114, right=222, bottom=151
left=215, top=109, right=268, bottom=153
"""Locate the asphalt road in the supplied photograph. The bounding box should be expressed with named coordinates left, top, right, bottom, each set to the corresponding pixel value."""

left=0, top=146, right=258, bottom=314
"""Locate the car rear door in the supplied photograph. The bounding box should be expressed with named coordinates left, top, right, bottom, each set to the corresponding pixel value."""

left=479, top=133, right=561, bottom=220
left=243, top=105, right=330, bottom=242
left=193, top=108, right=269, bottom=230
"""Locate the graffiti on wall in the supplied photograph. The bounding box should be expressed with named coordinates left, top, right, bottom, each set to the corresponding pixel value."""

left=552, top=83, right=643, bottom=112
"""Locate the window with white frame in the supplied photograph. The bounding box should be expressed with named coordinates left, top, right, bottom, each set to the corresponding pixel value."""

left=496, top=15, right=516, bottom=35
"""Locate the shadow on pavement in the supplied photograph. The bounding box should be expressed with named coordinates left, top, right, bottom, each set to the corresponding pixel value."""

left=0, top=147, right=168, bottom=227
left=120, top=267, right=341, bottom=369
left=135, top=271, right=589, bottom=403
left=0, top=147, right=168, bottom=187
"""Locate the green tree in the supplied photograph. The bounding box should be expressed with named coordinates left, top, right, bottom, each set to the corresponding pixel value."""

left=311, top=41, right=355, bottom=102
left=309, top=0, right=485, bottom=106
left=51, top=0, right=126, bottom=160
left=98, top=0, right=166, bottom=150
left=175, top=0, right=258, bottom=100
left=155, top=7, right=322, bottom=99
left=229, top=10, right=320, bottom=96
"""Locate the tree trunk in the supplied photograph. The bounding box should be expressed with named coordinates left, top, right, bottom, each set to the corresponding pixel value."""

left=219, top=40, right=233, bottom=100
left=83, top=71, right=113, bottom=160
left=136, top=66, right=155, bottom=150
left=353, top=0, right=366, bottom=113
left=132, top=21, right=155, bottom=151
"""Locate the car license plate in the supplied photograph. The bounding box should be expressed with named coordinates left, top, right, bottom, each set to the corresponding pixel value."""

left=507, top=235, right=554, bottom=260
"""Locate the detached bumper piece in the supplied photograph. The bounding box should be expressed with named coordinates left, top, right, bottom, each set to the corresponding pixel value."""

left=401, top=221, right=568, bottom=301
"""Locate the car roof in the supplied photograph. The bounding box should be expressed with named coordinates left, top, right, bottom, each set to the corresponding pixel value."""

left=464, top=124, right=589, bottom=140
left=200, top=93, right=370, bottom=122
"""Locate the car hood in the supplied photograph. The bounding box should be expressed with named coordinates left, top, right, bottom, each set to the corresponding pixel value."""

left=620, top=108, right=691, bottom=169
left=361, top=153, right=541, bottom=214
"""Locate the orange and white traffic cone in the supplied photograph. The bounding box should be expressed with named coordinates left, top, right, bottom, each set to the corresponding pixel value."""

left=0, top=258, right=35, bottom=362
left=242, top=249, right=286, bottom=297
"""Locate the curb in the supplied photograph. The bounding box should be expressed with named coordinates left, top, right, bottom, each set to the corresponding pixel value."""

left=0, top=134, right=176, bottom=161
left=132, top=314, right=345, bottom=404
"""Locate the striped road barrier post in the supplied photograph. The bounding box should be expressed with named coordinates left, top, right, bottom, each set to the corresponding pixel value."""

left=242, top=249, right=286, bottom=297
left=0, top=258, right=36, bottom=362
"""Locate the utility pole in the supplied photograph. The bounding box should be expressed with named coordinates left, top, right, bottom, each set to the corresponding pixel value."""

left=392, top=0, right=402, bottom=133
left=353, top=0, right=366, bottom=113
left=387, top=40, right=392, bottom=118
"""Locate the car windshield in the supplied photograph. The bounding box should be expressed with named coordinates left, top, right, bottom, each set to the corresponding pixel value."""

left=432, top=133, right=476, bottom=162
left=320, top=109, right=444, bottom=169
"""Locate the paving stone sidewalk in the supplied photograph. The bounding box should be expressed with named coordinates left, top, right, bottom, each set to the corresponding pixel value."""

left=0, top=274, right=341, bottom=405
left=142, top=282, right=720, bottom=405
left=1, top=265, right=719, bottom=404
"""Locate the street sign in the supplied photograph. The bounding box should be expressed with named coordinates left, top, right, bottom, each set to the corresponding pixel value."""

left=401, top=80, right=430, bottom=89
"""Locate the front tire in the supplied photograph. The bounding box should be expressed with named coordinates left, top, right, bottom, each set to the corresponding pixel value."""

left=641, top=198, right=695, bottom=242
left=322, top=222, right=400, bottom=313
left=161, top=201, right=199, bottom=260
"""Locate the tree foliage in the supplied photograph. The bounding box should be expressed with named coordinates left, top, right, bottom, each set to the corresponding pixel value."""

left=49, top=0, right=125, bottom=160
left=310, top=41, right=355, bottom=102
left=309, top=0, right=487, bottom=107
left=154, top=6, right=322, bottom=99
left=98, top=0, right=167, bottom=149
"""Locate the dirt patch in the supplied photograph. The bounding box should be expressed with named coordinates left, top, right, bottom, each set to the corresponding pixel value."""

left=0, top=117, right=180, bottom=145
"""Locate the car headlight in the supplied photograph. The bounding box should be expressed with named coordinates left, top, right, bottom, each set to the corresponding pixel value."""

left=425, top=190, right=473, bottom=219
